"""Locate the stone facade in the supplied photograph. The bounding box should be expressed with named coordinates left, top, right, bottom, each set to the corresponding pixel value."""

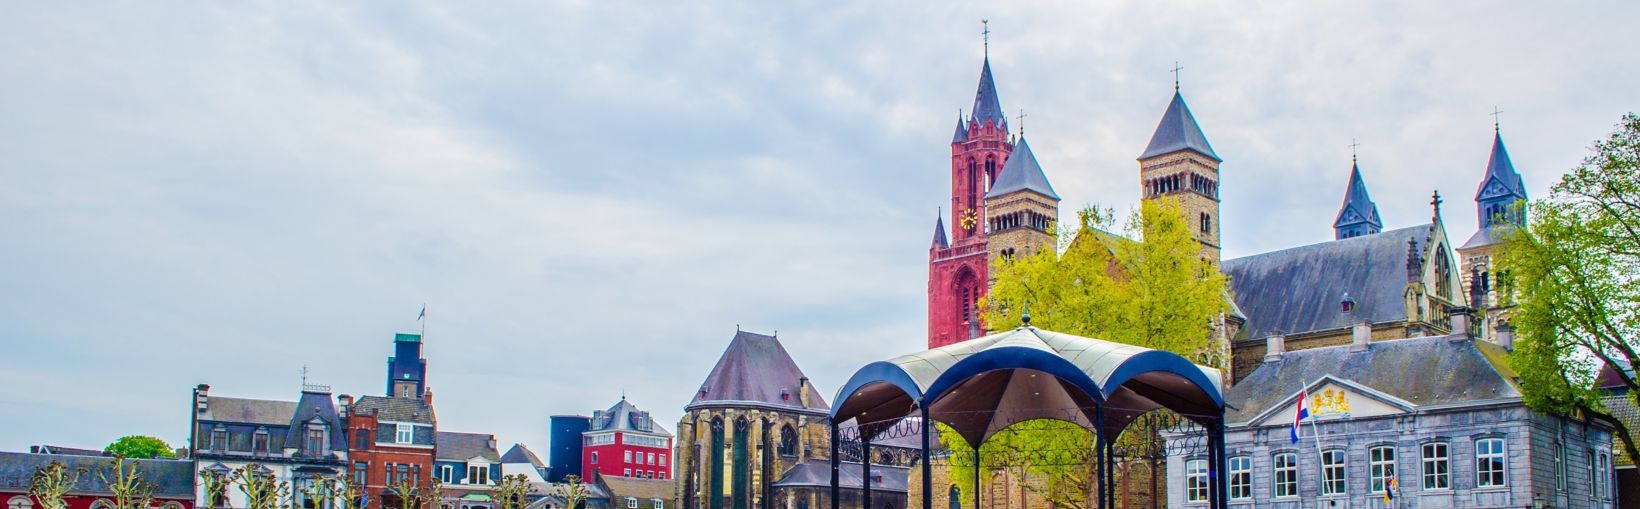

left=675, top=407, right=831, bottom=509
left=1139, top=150, right=1221, bottom=263
left=984, top=192, right=1056, bottom=267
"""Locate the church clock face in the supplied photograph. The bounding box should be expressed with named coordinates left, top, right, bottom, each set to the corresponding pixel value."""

left=961, top=208, right=979, bottom=231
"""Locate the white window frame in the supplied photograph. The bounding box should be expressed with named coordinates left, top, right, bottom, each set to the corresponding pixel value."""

left=1184, top=458, right=1209, bottom=503
left=1597, top=452, right=1610, bottom=500
left=623, top=468, right=632, bottom=477
left=648, top=452, right=655, bottom=465
left=591, top=452, right=598, bottom=464
left=396, top=423, right=414, bottom=445
left=625, top=498, right=637, bottom=509
left=1555, top=441, right=1566, bottom=492
left=1368, top=445, right=1396, bottom=494
left=1475, top=438, right=1506, bottom=488
left=1227, top=456, right=1251, bottom=500
left=1421, top=442, right=1450, bottom=490
left=1272, top=453, right=1298, bottom=498
left=652, top=499, right=663, bottom=509
left=1320, top=449, right=1346, bottom=496
left=468, top=465, right=488, bottom=485
left=624, top=450, right=632, bottom=463
left=439, top=465, right=454, bottom=484
left=660, top=453, right=667, bottom=466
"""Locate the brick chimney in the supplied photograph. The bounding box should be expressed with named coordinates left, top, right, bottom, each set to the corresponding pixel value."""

left=338, top=394, right=353, bottom=416
left=1264, top=332, right=1285, bottom=363
left=195, top=384, right=211, bottom=415
left=1449, top=307, right=1471, bottom=338
left=423, top=386, right=434, bottom=406
left=1350, top=321, right=1371, bottom=352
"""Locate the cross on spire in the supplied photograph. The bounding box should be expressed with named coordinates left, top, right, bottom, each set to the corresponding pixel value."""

left=982, top=19, right=990, bottom=58
left=1016, top=109, right=1028, bottom=136
left=1431, top=190, right=1444, bottom=218
left=301, top=365, right=309, bottom=386
left=1491, top=106, right=1504, bottom=133
left=1171, top=61, right=1183, bottom=91
left=1349, top=138, right=1361, bottom=163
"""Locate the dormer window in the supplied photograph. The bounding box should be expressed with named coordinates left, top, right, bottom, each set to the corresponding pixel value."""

left=395, top=423, right=413, bottom=444
left=306, top=428, right=326, bottom=455
left=210, top=428, right=228, bottom=451
left=252, top=429, right=270, bottom=454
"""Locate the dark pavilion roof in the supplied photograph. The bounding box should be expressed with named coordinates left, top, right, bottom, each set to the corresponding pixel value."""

left=284, top=389, right=345, bottom=451
left=1227, top=335, right=1520, bottom=423
left=1139, top=91, right=1220, bottom=162
left=1223, top=224, right=1430, bottom=339
left=984, top=136, right=1059, bottom=200
left=0, top=452, right=196, bottom=498
left=1476, top=131, right=1527, bottom=202
left=436, top=431, right=501, bottom=462
left=1333, top=163, right=1383, bottom=230
left=931, top=215, right=949, bottom=249
left=501, top=443, right=546, bottom=467
left=969, top=58, right=1006, bottom=130
left=951, top=113, right=968, bottom=144
left=590, top=397, right=671, bottom=436
left=352, top=395, right=436, bottom=424
left=200, top=396, right=298, bottom=426
left=688, top=330, right=830, bottom=413
left=771, top=460, right=910, bottom=492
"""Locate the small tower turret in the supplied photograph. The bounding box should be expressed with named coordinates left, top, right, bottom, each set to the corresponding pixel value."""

left=1334, top=162, right=1384, bottom=240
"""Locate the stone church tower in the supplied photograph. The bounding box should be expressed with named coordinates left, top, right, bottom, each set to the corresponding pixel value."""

left=1138, top=88, right=1222, bottom=262
left=984, top=137, right=1060, bottom=265
left=1457, top=127, right=1529, bottom=344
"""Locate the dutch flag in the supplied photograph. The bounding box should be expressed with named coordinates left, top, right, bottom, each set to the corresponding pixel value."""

left=1291, top=389, right=1309, bottom=443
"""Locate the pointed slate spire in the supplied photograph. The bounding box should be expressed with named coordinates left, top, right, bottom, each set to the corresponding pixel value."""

left=951, top=111, right=969, bottom=144
left=1334, top=162, right=1383, bottom=239
left=932, top=214, right=950, bottom=249
left=985, top=136, right=1059, bottom=200
left=970, top=58, right=1006, bottom=131
left=1140, top=91, right=1220, bottom=162
left=1475, top=131, right=1529, bottom=228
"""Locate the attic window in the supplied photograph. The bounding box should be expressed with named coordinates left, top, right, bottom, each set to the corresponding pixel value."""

left=1340, top=293, right=1355, bottom=314
left=781, top=389, right=791, bottom=402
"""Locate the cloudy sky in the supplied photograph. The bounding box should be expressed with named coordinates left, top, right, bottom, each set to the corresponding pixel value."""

left=1, top=1, right=1637, bottom=453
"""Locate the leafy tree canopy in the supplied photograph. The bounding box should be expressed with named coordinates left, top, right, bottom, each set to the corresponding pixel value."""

left=104, top=435, right=175, bottom=459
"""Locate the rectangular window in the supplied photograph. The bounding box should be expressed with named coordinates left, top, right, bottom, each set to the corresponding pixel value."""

left=1185, top=459, right=1209, bottom=503
left=624, top=450, right=632, bottom=463
left=1476, top=438, right=1506, bottom=488
left=253, top=431, right=270, bottom=454
left=1421, top=442, right=1450, bottom=490
left=660, top=454, right=667, bottom=466
left=355, top=430, right=370, bottom=450
left=307, top=428, right=326, bottom=455
left=1369, top=446, right=1396, bottom=493
left=353, top=462, right=368, bottom=486
left=653, top=499, right=664, bottom=509
left=395, top=424, right=413, bottom=444
left=439, top=465, right=453, bottom=484
left=396, top=464, right=409, bottom=484
left=592, top=452, right=599, bottom=464
left=623, top=468, right=632, bottom=477
left=1228, top=456, right=1251, bottom=500
left=648, top=453, right=656, bottom=465
left=1555, top=441, right=1566, bottom=492
left=626, top=498, right=637, bottom=509
left=210, top=429, right=227, bottom=451
left=1598, top=452, right=1610, bottom=500
left=1321, top=449, right=1346, bottom=496
left=468, top=465, right=488, bottom=485
left=1273, top=453, right=1297, bottom=498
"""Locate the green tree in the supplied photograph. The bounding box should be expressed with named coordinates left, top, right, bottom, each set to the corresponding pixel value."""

left=1500, top=113, right=1640, bottom=462
left=104, top=435, right=175, bottom=459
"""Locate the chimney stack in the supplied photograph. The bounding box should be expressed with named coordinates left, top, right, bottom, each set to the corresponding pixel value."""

left=423, top=387, right=434, bottom=406
left=1264, top=332, right=1285, bottom=363
left=1351, top=321, right=1372, bottom=352
left=338, top=394, right=353, bottom=416
left=798, top=377, right=812, bottom=408
left=195, top=384, right=211, bottom=415
left=1495, top=320, right=1514, bottom=350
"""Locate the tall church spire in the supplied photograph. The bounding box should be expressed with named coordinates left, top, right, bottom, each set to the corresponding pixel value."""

left=931, top=213, right=950, bottom=249
left=1140, top=91, right=1220, bottom=162
left=1334, top=162, right=1384, bottom=240
left=1475, top=130, right=1528, bottom=228
left=970, top=58, right=1006, bottom=131
left=985, top=137, right=1058, bottom=201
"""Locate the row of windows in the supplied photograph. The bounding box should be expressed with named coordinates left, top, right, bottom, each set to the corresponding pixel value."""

left=621, top=469, right=666, bottom=480
left=625, top=435, right=668, bottom=448
left=1183, top=438, right=1598, bottom=502
left=1145, top=171, right=1218, bottom=199
left=585, top=434, right=616, bottom=446
left=207, top=427, right=328, bottom=456
left=623, top=498, right=663, bottom=509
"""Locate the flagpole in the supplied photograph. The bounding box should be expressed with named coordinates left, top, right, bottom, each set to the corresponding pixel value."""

left=1309, top=398, right=1326, bottom=499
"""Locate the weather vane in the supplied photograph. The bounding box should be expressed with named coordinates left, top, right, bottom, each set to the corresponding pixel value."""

left=1171, top=61, right=1183, bottom=91
left=1017, top=109, right=1028, bottom=136
left=982, top=20, right=990, bottom=58
left=1349, top=138, right=1361, bottom=163
left=1491, top=106, right=1504, bottom=133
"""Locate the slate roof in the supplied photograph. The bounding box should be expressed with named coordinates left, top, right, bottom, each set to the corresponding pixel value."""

left=1139, top=91, right=1220, bottom=162
left=590, top=398, right=671, bottom=437
left=1227, top=335, right=1521, bottom=424
left=436, top=431, right=501, bottom=462
left=29, top=445, right=105, bottom=457
left=951, top=114, right=968, bottom=144
left=688, top=330, right=830, bottom=413
left=984, top=137, right=1059, bottom=201
left=201, top=396, right=299, bottom=426
left=599, top=477, right=675, bottom=503
left=352, top=395, right=436, bottom=424
left=0, top=452, right=195, bottom=498
left=969, top=59, right=1006, bottom=130
left=1460, top=224, right=1512, bottom=251
left=501, top=443, right=545, bottom=467
left=931, top=215, right=949, bottom=250
left=1333, top=163, right=1383, bottom=231
left=1223, top=224, right=1430, bottom=339
left=285, top=389, right=345, bottom=451
left=1477, top=131, right=1527, bottom=201
left=771, top=460, right=910, bottom=492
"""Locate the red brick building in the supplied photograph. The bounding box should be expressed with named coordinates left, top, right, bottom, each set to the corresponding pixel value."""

left=582, top=397, right=672, bottom=481
left=345, top=333, right=437, bottom=509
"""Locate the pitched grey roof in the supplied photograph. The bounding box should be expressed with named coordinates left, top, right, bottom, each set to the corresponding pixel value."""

left=1460, top=224, right=1509, bottom=251
left=1333, top=163, right=1383, bottom=231
left=931, top=215, right=949, bottom=249
left=1139, top=91, right=1220, bottom=162
left=599, top=476, right=676, bottom=502
left=1227, top=336, right=1520, bottom=423
left=501, top=443, right=545, bottom=467
left=687, top=330, right=830, bottom=412
left=951, top=113, right=968, bottom=144
left=1224, top=225, right=1430, bottom=339
left=436, top=431, right=500, bottom=462
left=352, top=395, right=436, bottom=424
left=771, top=460, right=909, bottom=492
left=984, top=137, right=1059, bottom=201
left=0, top=452, right=195, bottom=498
left=1477, top=131, right=1527, bottom=201
left=589, top=398, right=672, bottom=437
left=202, top=396, right=298, bottom=426
left=969, top=59, right=1005, bottom=130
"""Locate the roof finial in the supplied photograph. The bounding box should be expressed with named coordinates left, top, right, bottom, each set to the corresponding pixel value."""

left=981, top=19, right=990, bottom=59
left=1431, top=190, right=1444, bottom=218
left=301, top=365, right=308, bottom=387
left=1349, top=138, right=1361, bottom=164
left=1171, top=61, right=1183, bottom=91
left=1021, top=300, right=1031, bottom=326
left=1491, top=106, right=1504, bottom=133
left=1016, top=109, right=1028, bottom=137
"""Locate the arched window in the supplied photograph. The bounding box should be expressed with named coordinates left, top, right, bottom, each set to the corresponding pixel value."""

left=966, top=160, right=978, bottom=211
left=985, top=157, right=997, bottom=190
left=1433, top=248, right=1452, bottom=300
left=709, top=419, right=725, bottom=509
left=778, top=425, right=797, bottom=458
left=8, top=495, right=35, bottom=509
left=732, top=419, right=750, bottom=509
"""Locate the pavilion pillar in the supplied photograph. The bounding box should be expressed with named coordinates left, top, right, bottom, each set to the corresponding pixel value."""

left=921, top=405, right=932, bottom=509
left=971, top=448, right=980, bottom=509
left=830, top=422, right=840, bottom=509
left=1213, top=419, right=1228, bottom=509
left=863, top=431, right=874, bottom=509
left=1094, top=408, right=1106, bottom=509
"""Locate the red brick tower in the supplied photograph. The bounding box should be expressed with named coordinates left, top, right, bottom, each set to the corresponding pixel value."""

left=928, top=55, right=1013, bottom=348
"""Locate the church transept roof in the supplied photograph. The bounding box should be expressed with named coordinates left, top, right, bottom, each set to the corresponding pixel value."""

left=1223, top=224, right=1431, bottom=340
left=688, top=330, right=830, bottom=413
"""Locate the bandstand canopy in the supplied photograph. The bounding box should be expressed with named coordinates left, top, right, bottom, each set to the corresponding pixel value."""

left=831, top=325, right=1224, bottom=447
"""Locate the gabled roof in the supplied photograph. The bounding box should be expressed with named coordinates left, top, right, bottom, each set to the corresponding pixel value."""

left=0, top=452, right=195, bottom=498
left=436, top=431, right=500, bottom=462
left=1333, top=163, right=1383, bottom=230
left=201, top=396, right=298, bottom=426
left=969, top=59, right=1006, bottom=130
left=1139, top=91, right=1220, bottom=162
left=1227, top=336, right=1520, bottom=424
left=1476, top=131, right=1527, bottom=201
left=352, top=395, right=436, bottom=424
left=688, top=330, right=829, bottom=413
left=1224, top=225, right=1431, bottom=339
left=931, top=215, right=949, bottom=250
left=984, top=137, right=1059, bottom=201
left=951, top=113, right=968, bottom=144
